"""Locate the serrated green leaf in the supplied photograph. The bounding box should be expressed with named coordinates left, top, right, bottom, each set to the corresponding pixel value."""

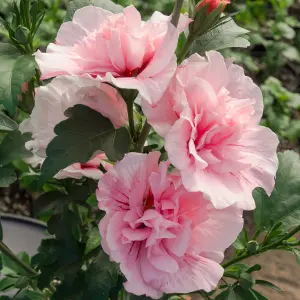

left=40, top=105, right=130, bottom=184
left=85, top=227, right=101, bottom=255
left=0, top=166, right=17, bottom=187
left=51, top=271, right=85, bottom=300
left=0, top=43, right=36, bottom=115
left=86, top=194, right=97, bottom=208
left=0, top=131, right=32, bottom=167
left=34, top=191, right=69, bottom=217
left=255, top=279, right=283, bottom=292
left=64, top=0, right=123, bottom=22
left=84, top=251, right=119, bottom=300
left=192, top=18, right=249, bottom=53
left=0, top=111, right=18, bottom=131
left=254, top=151, right=300, bottom=229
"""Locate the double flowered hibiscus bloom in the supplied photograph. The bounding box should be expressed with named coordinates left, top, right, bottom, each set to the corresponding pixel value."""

left=22, top=4, right=279, bottom=298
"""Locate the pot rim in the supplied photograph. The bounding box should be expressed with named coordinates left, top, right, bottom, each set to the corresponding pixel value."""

left=0, top=212, right=46, bottom=229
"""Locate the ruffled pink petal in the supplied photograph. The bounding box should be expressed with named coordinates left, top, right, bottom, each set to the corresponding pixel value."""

left=238, top=126, right=279, bottom=195
left=140, top=251, right=224, bottom=294
left=165, top=118, right=192, bottom=170
left=227, top=63, right=263, bottom=124
left=190, top=205, right=243, bottom=256
left=72, top=6, right=112, bottom=34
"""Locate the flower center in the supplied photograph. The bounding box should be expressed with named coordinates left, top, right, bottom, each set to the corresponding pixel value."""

left=144, top=190, right=154, bottom=210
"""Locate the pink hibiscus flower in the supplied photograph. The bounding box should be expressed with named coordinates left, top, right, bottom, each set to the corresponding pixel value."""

left=142, top=51, right=279, bottom=210
left=20, top=75, right=126, bottom=180
left=97, top=152, right=243, bottom=298
left=35, top=5, right=191, bottom=104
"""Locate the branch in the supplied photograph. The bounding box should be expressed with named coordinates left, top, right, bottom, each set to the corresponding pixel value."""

left=222, top=224, right=300, bottom=269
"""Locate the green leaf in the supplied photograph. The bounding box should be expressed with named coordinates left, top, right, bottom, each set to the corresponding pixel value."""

left=85, top=227, right=101, bottom=255
left=246, top=264, right=262, bottom=273
left=233, top=230, right=248, bottom=250
left=84, top=251, right=119, bottom=300
left=14, top=25, right=31, bottom=45
left=0, top=166, right=17, bottom=187
left=1, top=251, right=31, bottom=276
left=292, top=248, right=300, bottom=265
left=0, top=218, right=2, bottom=240
left=240, top=273, right=255, bottom=290
left=0, top=131, right=32, bottom=167
left=14, top=276, right=30, bottom=289
left=0, top=111, right=18, bottom=131
left=249, top=290, right=268, bottom=300
left=192, top=18, right=250, bottom=53
left=0, top=43, right=36, bottom=115
left=40, top=105, right=130, bottom=184
left=234, top=286, right=261, bottom=300
left=254, top=151, right=300, bottom=229
left=15, top=290, right=47, bottom=300
left=122, top=291, right=153, bottom=300
left=0, top=277, right=18, bottom=292
left=86, top=194, right=97, bottom=208
left=34, top=191, right=69, bottom=216
left=224, top=263, right=249, bottom=278
left=64, top=0, right=123, bottom=22
left=255, top=279, right=283, bottom=292
left=215, top=288, right=239, bottom=300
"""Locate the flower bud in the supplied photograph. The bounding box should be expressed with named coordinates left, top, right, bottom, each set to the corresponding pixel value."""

left=197, top=0, right=230, bottom=14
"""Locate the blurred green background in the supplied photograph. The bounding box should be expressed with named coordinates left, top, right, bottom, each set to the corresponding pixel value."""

left=1, top=0, right=299, bottom=150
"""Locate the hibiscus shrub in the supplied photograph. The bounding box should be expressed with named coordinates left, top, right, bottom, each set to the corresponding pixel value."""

left=0, top=0, right=300, bottom=299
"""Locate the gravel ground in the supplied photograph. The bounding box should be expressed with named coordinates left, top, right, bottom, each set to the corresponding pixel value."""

left=0, top=182, right=33, bottom=217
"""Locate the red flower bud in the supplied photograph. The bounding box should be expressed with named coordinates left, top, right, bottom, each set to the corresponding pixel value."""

left=197, top=0, right=230, bottom=14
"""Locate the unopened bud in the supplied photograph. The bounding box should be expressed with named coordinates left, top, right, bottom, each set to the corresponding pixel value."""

left=197, top=0, right=230, bottom=14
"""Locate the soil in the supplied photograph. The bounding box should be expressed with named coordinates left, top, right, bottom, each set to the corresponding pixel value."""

left=246, top=244, right=300, bottom=300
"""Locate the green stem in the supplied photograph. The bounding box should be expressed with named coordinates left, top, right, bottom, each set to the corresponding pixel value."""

left=35, top=69, right=43, bottom=86
left=72, top=202, right=82, bottom=225
left=171, top=0, right=184, bottom=27
left=222, top=225, right=300, bottom=269
left=177, top=34, right=194, bottom=64
left=126, top=99, right=136, bottom=141
left=24, top=0, right=32, bottom=30
left=134, top=121, right=151, bottom=153
left=262, top=224, right=300, bottom=250
left=253, top=228, right=263, bottom=241
left=0, top=241, right=38, bottom=276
